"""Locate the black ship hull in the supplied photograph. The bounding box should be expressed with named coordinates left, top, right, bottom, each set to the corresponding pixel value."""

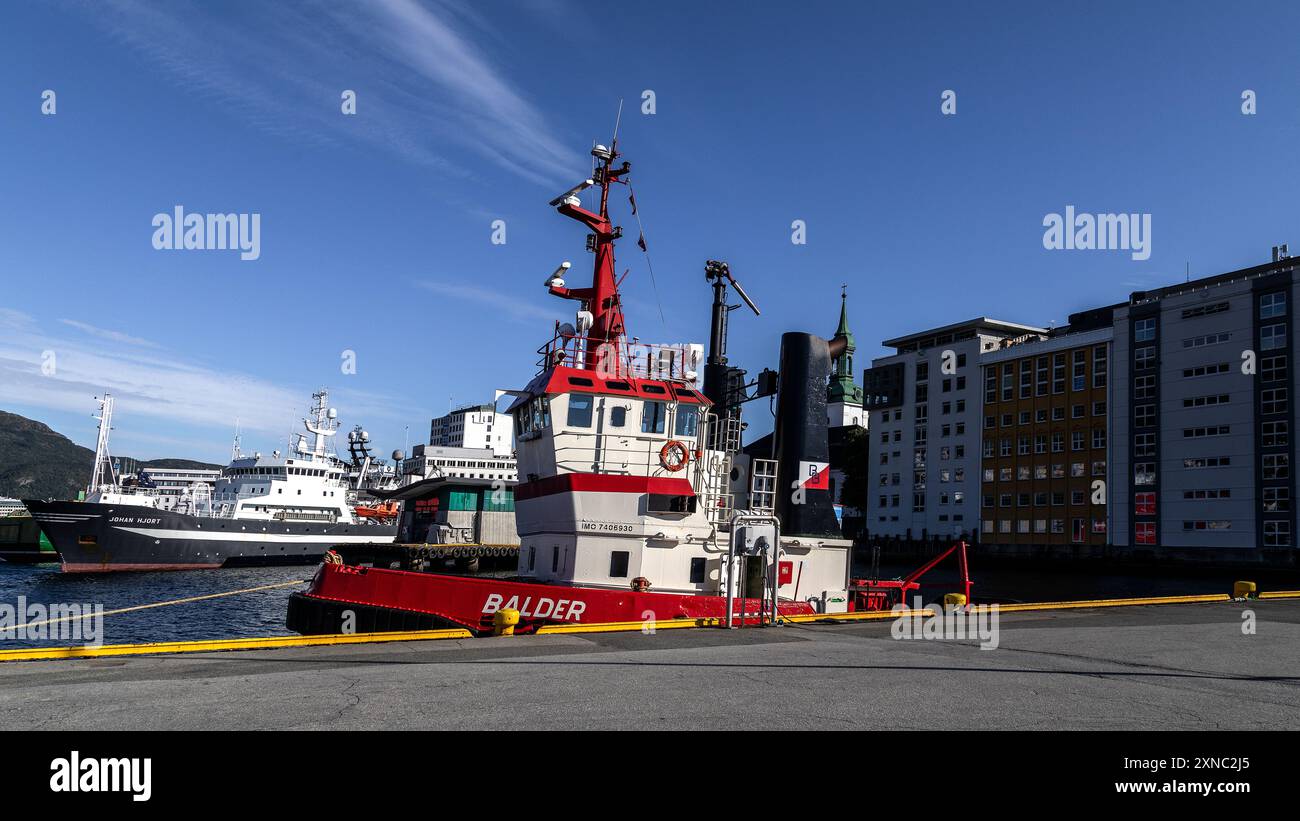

left=23, top=499, right=396, bottom=573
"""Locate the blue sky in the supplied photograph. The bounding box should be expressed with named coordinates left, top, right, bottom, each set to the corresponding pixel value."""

left=3, top=0, right=1300, bottom=463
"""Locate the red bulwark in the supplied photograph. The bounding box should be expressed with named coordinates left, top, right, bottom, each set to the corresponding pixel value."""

left=515, top=473, right=695, bottom=501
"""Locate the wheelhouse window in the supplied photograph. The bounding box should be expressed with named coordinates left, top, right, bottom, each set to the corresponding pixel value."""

left=642, top=400, right=667, bottom=434
left=609, top=406, right=627, bottom=427
left=567, top=394, right=594, bottom=428
left=674, top=405, right=699, bottom=437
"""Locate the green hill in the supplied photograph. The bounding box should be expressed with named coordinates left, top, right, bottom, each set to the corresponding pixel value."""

left=0, top=410, right=220, bottom=502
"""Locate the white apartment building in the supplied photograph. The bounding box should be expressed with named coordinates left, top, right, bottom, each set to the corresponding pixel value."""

left=1111, top=255, right=1299, bottom=556
left=429, top=403, right=513, bottom=458
left=864, top=318, right=1046, bottom=542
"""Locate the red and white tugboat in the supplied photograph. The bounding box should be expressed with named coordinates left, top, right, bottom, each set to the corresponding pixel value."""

left=287, top=139, right=854, bottom=636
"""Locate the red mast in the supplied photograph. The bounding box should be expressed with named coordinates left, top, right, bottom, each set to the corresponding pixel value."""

left=547, top=143, right=631, bottom=371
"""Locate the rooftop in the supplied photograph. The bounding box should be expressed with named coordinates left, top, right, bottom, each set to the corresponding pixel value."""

left=1129, top=254, right=1299, bottom=306
left=881, top=317, right=1047, bottom=351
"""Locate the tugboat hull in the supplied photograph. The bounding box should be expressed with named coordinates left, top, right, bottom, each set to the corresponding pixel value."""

left=287, top=560, right=818, bottom=635
left=24, top=500, right=396, bottom=572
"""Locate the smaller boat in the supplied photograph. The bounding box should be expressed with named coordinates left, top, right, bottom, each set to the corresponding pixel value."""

left=28, top=390, right=397, bottom=572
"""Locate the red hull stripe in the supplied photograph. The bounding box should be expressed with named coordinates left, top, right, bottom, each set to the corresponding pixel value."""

left=304, top=563, right=815, bottom=633
left=515, top=473, right=695, bottom=501
left=61, top=563, right=223, bottom=573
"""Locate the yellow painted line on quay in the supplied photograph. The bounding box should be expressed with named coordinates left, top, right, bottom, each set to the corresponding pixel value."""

left=0, top=627, right=472, bottom=662
left=5, top=590, right=1300, bottom=661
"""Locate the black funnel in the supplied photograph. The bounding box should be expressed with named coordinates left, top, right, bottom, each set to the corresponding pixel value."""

left=773, top=332, right=842, bottom=539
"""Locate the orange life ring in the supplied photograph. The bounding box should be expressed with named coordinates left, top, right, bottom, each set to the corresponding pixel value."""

left=660, top=440, right=689, bottom=472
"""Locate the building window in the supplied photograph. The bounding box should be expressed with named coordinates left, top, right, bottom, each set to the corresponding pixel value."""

left=1135, top=492, right=1156, bottom=515
left=1092, top=429, right=1106, bottom=449
left=1093, top=346, right=1107, bottom=388
left=1071, top=431, right=1085, bottom=451
left=1182, top=363, right=1230, bottom=378
left=1264, top=520, right=1292, bottom=547
left=1263, top=454, right=1289, bottom=480
left=1135, top=522, right=1156, bottom=545
left=1261, top=323, right=1288, bottom=351
left=1134, top=375, right=1156, bottom=400
left=1260, top=291, right=1287, bottom=319
left=1135, top=404, right=1155, bottom=428
left=1134, top=462, right=1155, bottom=485
left=1182, top=425, right=1231, bottom=438
left=1263, top=487, right=1291, bottom=513
left=1183, top=520, right=1232, bottom=532
left=1262, top=421, right=1289, bottom=448
left=1072, top=349, right=1086, bottom=391
left=1182, top=301, right=1229, bottom=319
left=1262, top=388, right=1289, bottom=416
left=1135, top=346, right=1156, bottom=370
left=1135, top=318, right=1156, bottom=342
left=1262, top=355, right=1288, bottom=383
left=1134, top=433, right=1156, bottom=457
left=1052, top=354, right=1066, bottom=393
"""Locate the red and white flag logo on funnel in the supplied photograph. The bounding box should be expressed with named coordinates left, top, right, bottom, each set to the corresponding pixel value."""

left=797, top=461, right=830, bottom=491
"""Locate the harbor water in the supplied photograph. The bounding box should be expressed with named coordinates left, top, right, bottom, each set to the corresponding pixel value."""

left=2, top=556, right=1298, bottom=648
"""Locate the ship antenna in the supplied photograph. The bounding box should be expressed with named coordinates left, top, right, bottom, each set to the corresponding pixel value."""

left=610, top=98, right=624, bottom=152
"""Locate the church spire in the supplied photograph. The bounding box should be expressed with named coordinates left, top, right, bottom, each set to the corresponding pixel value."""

left=828, top=286, right=863, bottom=407
left=834, top=284, right=853, bottom=347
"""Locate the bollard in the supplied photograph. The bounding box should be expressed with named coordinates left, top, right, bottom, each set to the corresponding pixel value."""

left=943, top=593, right=967, bottom=607
left=1233, top=581, right=1257, bottom=600
left=493, top=608, right=520, bottom=636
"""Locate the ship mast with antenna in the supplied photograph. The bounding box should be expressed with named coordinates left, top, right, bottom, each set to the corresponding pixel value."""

left=546, top=104, right=631, bottom=370
left=89, top=394, right=116, bottom=494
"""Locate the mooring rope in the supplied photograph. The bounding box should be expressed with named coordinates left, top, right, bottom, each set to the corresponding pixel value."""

left=4, top=578, right=306, bottom=633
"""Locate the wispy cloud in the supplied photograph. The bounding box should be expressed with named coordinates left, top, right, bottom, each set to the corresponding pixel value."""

left=0, top=306, right=416, bottom=457
left=413, top=278, right=558, bottom=321
left=80, top=0, right=583, bottom=185
left=59, top=319, right=156, bottom=348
